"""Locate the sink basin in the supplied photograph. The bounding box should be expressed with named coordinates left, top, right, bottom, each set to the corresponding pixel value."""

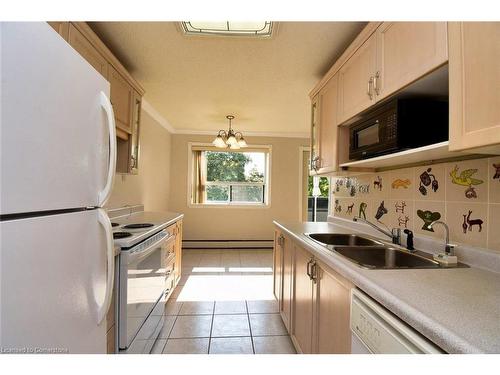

left=306, top=233, right=381, bottom=247
left=333, top=246, right=441, bottom=269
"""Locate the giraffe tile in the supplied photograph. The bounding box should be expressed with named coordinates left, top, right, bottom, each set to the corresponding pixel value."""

left=413, top=201, right=446, bottom=240
left=446, top=202, right=488, bottom=248
left=446, top=159, right=488, bottom=203
left=370, top=171, right=390, bottom=199
left=414, top=164, right=445, bottom=201
left=389, top=168, right=414, bottom=200
left=487, top=204, right=500, bottom=252
left=489, top=157, right=500, bottom=203
left=387, top=199, right=414, bottom=231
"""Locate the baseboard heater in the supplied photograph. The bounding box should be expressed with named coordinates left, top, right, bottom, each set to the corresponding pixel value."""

left=183, top=239, right=273, bottom=249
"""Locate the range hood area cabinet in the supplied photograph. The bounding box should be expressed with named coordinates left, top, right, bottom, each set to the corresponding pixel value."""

left=448, top=22, right=500, bottom=153
left=273, top=230, right=353, bottom=354
left=309, top=21, right=500, bottom=173
left=48, top=22, right=145, bottom=174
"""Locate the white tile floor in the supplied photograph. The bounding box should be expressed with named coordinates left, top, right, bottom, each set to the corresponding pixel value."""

left=137, top=249, right=296, bottom=354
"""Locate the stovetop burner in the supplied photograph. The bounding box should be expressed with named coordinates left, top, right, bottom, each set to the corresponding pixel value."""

left=122, top=223, right=155, bottom=229
left=111, top=223, right=119, bottom=227
left=113, top=232, right=132, bottom=239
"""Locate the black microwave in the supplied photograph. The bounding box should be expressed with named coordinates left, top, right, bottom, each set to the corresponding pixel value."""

left=348, top=98, right=448, bottom=161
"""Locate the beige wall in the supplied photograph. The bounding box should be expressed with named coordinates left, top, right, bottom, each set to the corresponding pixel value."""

left=106, top=109, right=172, bottom=211
left=169, top=134, right=309, bottom=241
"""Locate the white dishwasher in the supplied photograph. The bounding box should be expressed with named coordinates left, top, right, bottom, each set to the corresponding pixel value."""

left=350, top=288, right=444, bottom=354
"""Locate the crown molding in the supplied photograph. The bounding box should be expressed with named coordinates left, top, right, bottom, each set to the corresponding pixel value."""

left=141, top=100, right=309, bottom=139
left=141, top=99, right=176, bottom=134
left=175, top=128, right=309, bottom=139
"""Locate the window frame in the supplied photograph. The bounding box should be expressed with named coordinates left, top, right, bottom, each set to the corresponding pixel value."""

left=187, top=143, right=272, bottom=209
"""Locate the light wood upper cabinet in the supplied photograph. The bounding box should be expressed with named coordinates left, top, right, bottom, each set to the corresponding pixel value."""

left=47, top=22, right=69, bottom=40
left=109, top=64, right=134, bottom=134
left=448, top=22, right=500, bottom=152
left=68, top=23, right=108, bottom=79
left=375, top=22, right=448, bottom=100
left=273, top=230, right=283, bottom=305
left=281, top=236, right=293, bottom=332
left=337, top=32, right=377, bottom=124
left=317, top=74, right=340, bottom=173
left=313, top=262, right=353, bottom=354
left=291, top=245, right=314, bottom=354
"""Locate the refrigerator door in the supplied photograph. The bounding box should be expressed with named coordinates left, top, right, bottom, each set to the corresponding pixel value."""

left=0, top=209, right=113, bottom=353
left=0, top=22, right=114, bottom=215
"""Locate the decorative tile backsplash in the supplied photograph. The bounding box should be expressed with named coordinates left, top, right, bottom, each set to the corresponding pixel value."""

left=331, top=156, right=500, bottom=252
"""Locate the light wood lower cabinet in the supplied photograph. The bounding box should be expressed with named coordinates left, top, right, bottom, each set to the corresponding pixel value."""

left=174, top=221, right=183, bottom=283
left=448, top=22, right=500, bottom=152
left=281, top=234, right=293, bottom=332
left=275, top=230, right=354, bottom=354
left=291, top=245, right=315, bottom=354
left=273, top=230, right=283, bottom=305
left=313, top=261, right=353, bottom=353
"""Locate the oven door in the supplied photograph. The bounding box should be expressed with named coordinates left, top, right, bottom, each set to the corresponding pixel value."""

left=118, top=231, right=174, bottom=349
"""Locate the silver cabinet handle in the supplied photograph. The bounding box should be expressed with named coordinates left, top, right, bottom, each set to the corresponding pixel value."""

left=374, top=71, right=380, bottom=96
left=367, top=76, right=374, bottom=100
left=306, top=259, right=314, bottom=280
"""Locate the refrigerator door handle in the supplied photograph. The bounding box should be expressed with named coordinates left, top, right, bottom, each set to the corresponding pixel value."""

left=98, top=91, right=117, bottom=207
left=96, top=208, right=115, bottom=324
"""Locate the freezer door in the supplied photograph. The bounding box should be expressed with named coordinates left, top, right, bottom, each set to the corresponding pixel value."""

left=0, top=22, right=113, bottom=215
left=0, top=210, right=111, bottom=353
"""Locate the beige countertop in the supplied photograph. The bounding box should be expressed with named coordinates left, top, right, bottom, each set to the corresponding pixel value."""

left=274, top=220, right=500, bottom=354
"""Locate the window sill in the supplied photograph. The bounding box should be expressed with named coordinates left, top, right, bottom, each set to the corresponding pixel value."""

left=188, top=203, right=271, bottom=209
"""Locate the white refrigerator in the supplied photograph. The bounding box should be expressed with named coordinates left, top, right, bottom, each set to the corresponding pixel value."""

left=0, top=23, right=117, bottom=353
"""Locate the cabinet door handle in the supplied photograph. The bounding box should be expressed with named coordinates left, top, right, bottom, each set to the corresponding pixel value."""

left=310, top=261, right=318, bottom=284
left=367, top=76, right=374, bottom=100
left=306, top=259, right=313, bottom=280
left=374, top=71, right=380, bottom=96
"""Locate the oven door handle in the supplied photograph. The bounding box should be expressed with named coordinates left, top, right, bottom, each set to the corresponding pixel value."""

left=127, top=231, right=174, bottom=264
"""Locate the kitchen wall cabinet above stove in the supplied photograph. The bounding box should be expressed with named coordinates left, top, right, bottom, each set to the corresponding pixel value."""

left=48, top=22, right=145, bottom=174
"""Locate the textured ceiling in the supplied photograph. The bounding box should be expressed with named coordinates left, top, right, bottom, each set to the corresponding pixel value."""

left=89, top=22, right=366, bottom=135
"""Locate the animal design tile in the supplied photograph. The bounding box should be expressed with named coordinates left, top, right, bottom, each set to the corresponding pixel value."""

left=446, top=160, right=487, bottom=202
left=416, top=165, right=445, bottom=200
left=329, top=157, right=499, bottom=251
left=416, top=210, right=441, bottom=231
left=446, top=202, right=488, bottom=248
left=389, top=168, right=414, bottom=199
left=489, top=157, right=500, bottom=203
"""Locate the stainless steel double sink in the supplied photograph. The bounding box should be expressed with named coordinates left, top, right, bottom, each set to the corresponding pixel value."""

left=305, top=233, right=444, bottom=269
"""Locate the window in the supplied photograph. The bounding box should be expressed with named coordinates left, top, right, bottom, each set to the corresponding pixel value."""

left=190, top=145, right=270, bottom=206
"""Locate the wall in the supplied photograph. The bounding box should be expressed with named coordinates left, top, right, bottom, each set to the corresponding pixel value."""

left=168, top=134, right=309, bottom=241
left=331, top=156, right=500, bottom=252
left=106, top=109, right=172, bottom=211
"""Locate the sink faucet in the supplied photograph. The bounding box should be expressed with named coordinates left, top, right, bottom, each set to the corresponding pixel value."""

left=353, top=217, right=401, bottom=245
left=427, top=220, right=455, bottom=256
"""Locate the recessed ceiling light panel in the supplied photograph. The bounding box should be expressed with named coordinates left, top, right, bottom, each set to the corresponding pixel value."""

left=180, top=21, right=274, bottom=37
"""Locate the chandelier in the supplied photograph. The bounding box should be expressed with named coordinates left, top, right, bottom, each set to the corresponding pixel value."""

left=212, top=115, right=247, bottom=149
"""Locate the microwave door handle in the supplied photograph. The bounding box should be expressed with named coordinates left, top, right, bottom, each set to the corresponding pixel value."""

left=98, top=91, right=117, bottom=207
left=96, top=208, right=115, bottom=325
left=127, top=232, right=174, bottom=264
